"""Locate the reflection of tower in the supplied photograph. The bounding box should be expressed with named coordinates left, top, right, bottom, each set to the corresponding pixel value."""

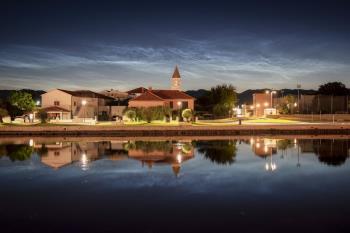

left=172, top=164, right=181, bottom=177
left=171, top=65, right=181, bottom=91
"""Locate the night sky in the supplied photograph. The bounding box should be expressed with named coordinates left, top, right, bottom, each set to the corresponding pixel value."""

left=1, top=0, right=350, bottom=92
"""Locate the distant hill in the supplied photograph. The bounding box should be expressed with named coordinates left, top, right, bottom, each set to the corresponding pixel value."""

left=186, top=88, right=318, bottom=105
left=0, top=89, right=45, bottom=102
left=185, top=89, right=210, bottom=99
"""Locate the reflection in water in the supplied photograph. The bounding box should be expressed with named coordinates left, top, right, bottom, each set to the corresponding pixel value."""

left=0, top=138, right=349, bottom=172
left=197, top=140, right=237, bottom=165
left=124, top=141, right=194, bottom=176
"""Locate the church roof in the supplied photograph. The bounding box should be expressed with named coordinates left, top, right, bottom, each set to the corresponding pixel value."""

left=172, top=65, right=181, bottom=79
left=130, top=90, right=194, bottom=101
left=151, top=90, right=194, bottom=100
left=130, top=91, right=165, bottom=101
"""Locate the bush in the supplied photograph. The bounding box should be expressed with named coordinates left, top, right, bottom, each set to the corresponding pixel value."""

left=182, top=109, right=193, bottom=122
left=38, top=110, right=48, bottom=123
left=124, top=109, right=137, bottom=121
left=0, top=108, right=9, bottom=123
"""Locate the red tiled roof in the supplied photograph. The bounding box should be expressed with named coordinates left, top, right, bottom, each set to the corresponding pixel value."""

left=57, top=89, right=114, bottom=100
left=130, top=90, right=195, bottom=102
left=151, top=90, right=194, bottom=100
left=127, top=87, right=147, bottom=95
left=130, top=91, right=165, bottom=101
left=41, top=106, right=70, bottom=112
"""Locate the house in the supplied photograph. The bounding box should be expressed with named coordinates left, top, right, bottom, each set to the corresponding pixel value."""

left=40, top=89, right=115, bottom=122
left=252, top=92, right=277, bottom=117
left=128, top=66, right=195, bottom=110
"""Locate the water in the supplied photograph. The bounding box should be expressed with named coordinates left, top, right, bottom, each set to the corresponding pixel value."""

left=0, top=136, right=350, bottom=233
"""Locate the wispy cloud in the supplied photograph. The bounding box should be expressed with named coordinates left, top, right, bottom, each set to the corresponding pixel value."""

left=0, top=35, right=349, bottom=91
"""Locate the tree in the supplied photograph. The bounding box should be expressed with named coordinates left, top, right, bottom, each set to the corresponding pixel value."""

left=0, top=108, right=8, bottom=123
left=9, top=91, right=35, bottom=113
left=277, top=95, right=296, bottom=114
left=318, top=82, right=349, bottom=96
left=181, top=109, right=193, bottom=122
left=209, top=84, right=237, bottom=117
left=38, top=109, right=48, bottom=123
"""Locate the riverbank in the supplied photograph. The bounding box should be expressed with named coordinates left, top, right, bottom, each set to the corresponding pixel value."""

left=0, top=124, right=349, bottom=136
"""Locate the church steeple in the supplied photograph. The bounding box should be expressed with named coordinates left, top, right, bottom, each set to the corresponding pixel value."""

left=171, top=65, right=181, bottom=91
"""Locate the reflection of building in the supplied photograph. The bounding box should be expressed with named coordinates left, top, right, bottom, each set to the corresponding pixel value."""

left=34, top=141, right=116, bottom=169
left=128, top=141, right=194, bottom=176
left=250, top=138, right=277, bottom=158
left=34, top=142, right=73, bottom=169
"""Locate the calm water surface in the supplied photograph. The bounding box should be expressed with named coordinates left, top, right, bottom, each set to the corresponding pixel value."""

left=0, top=136, right=350, bottom=233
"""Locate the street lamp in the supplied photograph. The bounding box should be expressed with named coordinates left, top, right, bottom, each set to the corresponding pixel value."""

left=266, top=90, right=276, bottom=108
left=36, top=100, right=41, bottom=106
left=177, top=101, right=182, bottom=122
left=82, top=99, right=87, bottom=123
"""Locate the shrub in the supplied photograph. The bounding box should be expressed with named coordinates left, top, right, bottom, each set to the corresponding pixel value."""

left=38, top=110, right=48, bottom=123
left=0, top=108, right=9, bottom=123
left=124, top=109, right=137, bottom=121
left=182, top=109, right=193, bottom=122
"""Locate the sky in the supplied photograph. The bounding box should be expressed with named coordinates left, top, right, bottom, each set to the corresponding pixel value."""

left=1, top=0, right=350, bottom=92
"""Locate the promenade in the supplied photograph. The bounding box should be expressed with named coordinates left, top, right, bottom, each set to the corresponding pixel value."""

left=1, top=123, right=349, bottom=136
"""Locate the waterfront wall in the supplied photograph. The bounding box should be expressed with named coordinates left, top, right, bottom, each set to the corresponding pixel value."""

left=0, top=124, right=349, bottom=136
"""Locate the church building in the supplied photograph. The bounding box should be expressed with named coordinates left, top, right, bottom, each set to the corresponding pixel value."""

left=128, top=66, right=195, bottom=110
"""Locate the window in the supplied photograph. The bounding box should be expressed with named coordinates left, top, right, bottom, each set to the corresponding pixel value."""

left=73, top=101, right=76, bottom=106
left=54, top=151, right=60, bottom=156
left=182, top=101, right=188, bottom=109
left=54, top=101, right=60, bottom=106
left=170, top=101, right=173, bottom=108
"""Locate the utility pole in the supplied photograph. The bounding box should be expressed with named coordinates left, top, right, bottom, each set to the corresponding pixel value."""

left=297, top=84, right=301, bottom=113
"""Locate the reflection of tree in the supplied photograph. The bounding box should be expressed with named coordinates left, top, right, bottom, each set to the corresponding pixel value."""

left=276, top=139, right=293, bottom=150
left=197, top=140, right=237, bottom=165
left=123, top=141, right=173, bottom=153
left=5, top=144, right=33, bottom=161
left=35, top=144, right=48, bottom=157
left=0, top=144, right=6, bottom=158
left=313, top=140, right=350, bottom=166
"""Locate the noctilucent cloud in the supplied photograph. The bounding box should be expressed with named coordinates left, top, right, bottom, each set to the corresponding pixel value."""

left=1, top=0, right=350, bottom=92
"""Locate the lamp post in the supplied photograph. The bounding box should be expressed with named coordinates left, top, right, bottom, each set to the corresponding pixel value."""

left=265, top=90, right=276, bottom=108
left=177, top=101, right=182, bottom=122
left=82, top=100, right=87, bottom=123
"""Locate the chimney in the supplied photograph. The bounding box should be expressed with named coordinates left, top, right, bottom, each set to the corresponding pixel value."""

left=148, top=86, right=152, bottom=91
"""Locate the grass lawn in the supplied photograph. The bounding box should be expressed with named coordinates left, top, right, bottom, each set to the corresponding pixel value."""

left=243, top=118, right=300, bottom=124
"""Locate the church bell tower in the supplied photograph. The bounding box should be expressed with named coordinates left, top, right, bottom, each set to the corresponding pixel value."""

left=171, top=65, right=181, bottom=91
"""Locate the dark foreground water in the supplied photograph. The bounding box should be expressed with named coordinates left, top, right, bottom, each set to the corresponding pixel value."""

left=0, top=136, right=350, bottom=233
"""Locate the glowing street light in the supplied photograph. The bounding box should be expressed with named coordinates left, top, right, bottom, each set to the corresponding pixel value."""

left=177, top=101, right=182, bottom=122
left=82, top=100, right=87, bottom=123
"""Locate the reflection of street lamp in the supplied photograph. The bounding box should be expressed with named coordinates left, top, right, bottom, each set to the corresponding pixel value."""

left=82, top=100, right=87, bottom=123
left=265, top=147, right=277, bottom=172
left=81, top=152, right=89, bottom=171
left=177, top=153, right=182, bottom=163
